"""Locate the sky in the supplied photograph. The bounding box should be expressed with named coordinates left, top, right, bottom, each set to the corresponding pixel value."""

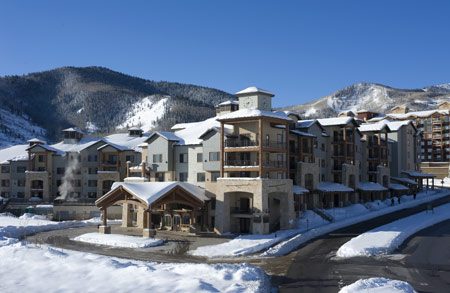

left=1, top=0, right=450, bottom=107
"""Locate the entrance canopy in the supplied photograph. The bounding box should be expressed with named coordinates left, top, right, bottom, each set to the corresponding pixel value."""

left=317, top=182, right=354, bottom=193
left=401, top=170, right=436, bottom=179
left=95, top=182, right=208, bottom=211
left=357, top=181, right=388, bottom=192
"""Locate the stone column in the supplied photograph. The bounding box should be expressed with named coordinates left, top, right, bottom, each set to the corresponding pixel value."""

left=121, top=203, right=133, bottom=227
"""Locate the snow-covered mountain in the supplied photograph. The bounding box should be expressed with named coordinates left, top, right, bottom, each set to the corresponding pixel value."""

left=283, top=82, right=450, bottom=119
left=0, top=66, right=233, bottom=148
left=0, top=109, right=47, bottom=149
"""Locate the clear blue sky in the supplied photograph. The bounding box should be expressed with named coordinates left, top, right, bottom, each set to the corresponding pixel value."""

left=1, top=0, right=450, bottom=107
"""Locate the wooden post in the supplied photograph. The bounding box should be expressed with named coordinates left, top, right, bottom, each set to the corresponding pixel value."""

left=102, top=208, right=107, bottom=226
left=259, top=119, right=263, bottom=177
left=28, top=151, right=31, bottom=171
left=378, top=131, right=382, bottom=166
left=343, top=127, right=347, bottom=163
left=286, top=122, right=290, bottom=178
left=142, top=161, right=147, bottom=178
left=146, top=210, right=152, bottom=229
left=220, top=122, right=224, bottom=177
left=385, top=131, right=389, bottom=167
left=126, top=161, right=131, bottom=178
left=116, top=151, right=119, bottom=171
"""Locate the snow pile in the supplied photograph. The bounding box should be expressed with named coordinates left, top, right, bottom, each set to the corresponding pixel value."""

left=0, top=243, right=270, bottom=292
left=339, top=278, right=416, bottom=293
left=74, top=233, right=164, bottom=248
left=0, top=213, right=86, bottom=247
left=190, top=189, right=449, bottom=258
left=117, top=96, right=168, bottom=132
left=262, top=189, right=449, bottom=257
left=336, top=201, right=450, bottom=258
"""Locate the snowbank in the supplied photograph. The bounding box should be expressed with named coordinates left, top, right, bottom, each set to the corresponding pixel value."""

left=0, top=243, right=269, bottom=292
left=336, top=201, right=450, bottom=258
left=74, top=232, right=164, bottom=248
left=191, top=189, right=449, bottom=258
left=263, top=189, right=449, bottom=257
left=0, top=213, right=87, bottom=247
left=339, top=278, right=416, bottom=293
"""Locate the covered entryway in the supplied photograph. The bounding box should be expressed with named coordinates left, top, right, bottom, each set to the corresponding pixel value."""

left=95, top=182, right=208, bottom=237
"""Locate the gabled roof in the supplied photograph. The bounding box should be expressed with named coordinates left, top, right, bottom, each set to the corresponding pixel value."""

left=147, top=131, right=181, bottom=142
left=357, top=181, right=388, bottom=191
left=358, top=123, right=391, bottom=132
left=317, top=117, right=358, bottom=127
left=0, top=144, right=29, bottom=164
left=26, top=143, right=65, bottom=155
left=290, top=130, right=316, bottom=137
left=96, top=182, right=208, bottom=207
left=235, top=87, right=274, bottom=97
left=297, top=119, right=323, bottom=130
left=317, top=182, right=354, bottom=192
left=51, top=138, right=104, bottom=154
left=27, top=138, right=46, bottom=144
left=63, top=127, right=84, bottom=134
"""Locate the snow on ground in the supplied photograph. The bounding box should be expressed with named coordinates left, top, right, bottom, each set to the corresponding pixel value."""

left=263, top=189, right=449, bottom=257
left=191, top=189, right=450, bottom=258
left=74, top=232, right=164, bottom=248
left=336, top=201, right=450, bottom=258
left=0, top=243, right=269, bottom=293
left=0, top=213, right=269, bottom=292
left=339, top=278, right=416, bottom=293
left=116, top=96, right=168, bottom=132
left=0, top=213, right=88, bottom=247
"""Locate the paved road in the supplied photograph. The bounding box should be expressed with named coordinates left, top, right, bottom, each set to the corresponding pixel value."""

left=277, top=194, right=450, bottom=293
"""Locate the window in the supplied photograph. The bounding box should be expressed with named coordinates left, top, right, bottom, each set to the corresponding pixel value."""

left=155, top=172, right=165, bottom=182
left=71, top=180, right=81, bottom=187
left=88, top=192, right=97, bottom=198
left=1, top=191, right=9, bottom=197
left=321, top=143, right=325, bottom=152
left=277, top=134, right=283, bottom=143
left=1, top=166, right=10, bottom=173
left=87, top=155, right=98, bottom=162
left=211, top=172, right=220, bottom=182
left=197, top=173, right=205, bottom=182
left=179, top=172, right=188, bottom=182
left=1, top=180, right=10, bottom=187
left=209, top=152, right=220, bottom=161
left=197, top=153, right=203, bottom=162
left=56, top=167, right=65, bottom=175
left=56, top=180, right=62, bottom=187
left=38, top=155, right=45, bottom=162
left=17, top=192, right=25, bottom=198
left=106, top=154, right=117, bottom=164
left=305, top=174, right=313, bottom=190
left=88, top=180, right=97, bottom=187
left=321, top=159, right=325, bottom=168
left=179, top=153, right=188, bottom=163
left=17, top=179, right=25, bottom=187
left=38, top=167, right=45, bottom=171
left=88, top=167, right=98, bottom=174
left=126, top=155, right=134, bottom=163
left=153, top=154, right=162, bottom=163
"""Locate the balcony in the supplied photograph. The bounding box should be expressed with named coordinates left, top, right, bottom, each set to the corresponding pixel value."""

left=224, top=160, right=258, bottom=167
left=225, top=138, right=258, bottom=148
left=432, top=119, right=441, bottom=124
left=332, top=152, right=344, bottom=158
left=230, top=207, right=253, bottom=214
left=263, top=140, right=286, bottom=149
left=262, top=160, right=286, bottom=168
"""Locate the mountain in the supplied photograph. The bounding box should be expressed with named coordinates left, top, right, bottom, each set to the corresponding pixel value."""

left=0, top=66, right=234, bottom=148
left=283, top=82, right=450, bottom=119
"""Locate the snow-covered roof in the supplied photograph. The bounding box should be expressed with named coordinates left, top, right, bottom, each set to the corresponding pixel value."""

left=317, top=117, right=356, bottom=127
left=363, top=119, right=414, bottom=132
left=216, top=108, right=292, bottom=122
left=235, top=87, right=274, bottom=97
left=389, top=183, right=409, bottom=191
left=62, top=127, right=84, bottom=134
left=27, top=143, right=65, bottom=155
left=27, top=138, right=46, bottom=144
left=293, top=185, right=309, bottom=194
left=358, top=123, right=390, bottom=132
left=51, top=138, right=104, bottom=154
left=391, top=177, right=418, bottom=185
left=174, top=117, right=233, bottom=145
left=148, top=131, right=181, bottom=142
left=96, top=182, right=208, bottom=206
left=370, top=109, right=450, bottom=122
left=401, top=170, right=436, bottom=178
left=317, top=182, right=354, bottom=192
left=128, top=127, right=143, bottom=131
left=217, top=100, right=239, bottom=106
left=290, top=130, right=316, bottom=137
left=103, top=133, right=150, bottom=152
left=356, top=109, right=380, bottom=114
left=297, top=119, right=316, bottom=128
left=0, top=144, right=29, bottom=164
left=357, top=181, right=388, bottom=191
